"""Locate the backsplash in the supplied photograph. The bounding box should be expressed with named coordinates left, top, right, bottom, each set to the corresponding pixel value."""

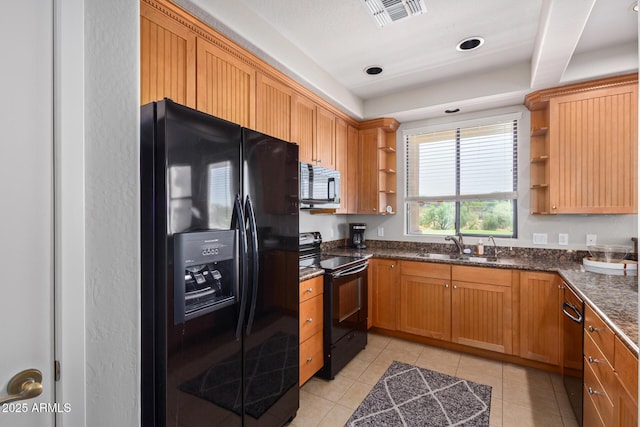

left=322, top=239, right=594, bottom=263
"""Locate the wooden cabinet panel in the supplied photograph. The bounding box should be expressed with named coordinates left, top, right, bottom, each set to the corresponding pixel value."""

left=451, top=281, right=513, bottom=354
left=315, top=106, right=335, bottom=169
left=196, top=38, right=256, bottom=128
left=346, top=125, right=359, bottom=213
left=614, top=337, right=638, bottom=405
left=300, top=331, right=323, bottom=385
left=291, top=94, right=315, bottom=164
left=519, top=271, right=561, bottom=365
left=615, top=372, right=639, bottom=427
left=255, top=73, right=293, bottom=141
left=549, top=84, right=638, bottom=213
left=335, top=118, right=349, bottom=213
left=584, top=304, right=615, bottom=362
left=300, top=294, right=323, bottom=342
left=299, top=275, right=323, bottom=303
left=140, top=2, right=196, bottom=107
left=584, top=352, right=614, bottom=426
left=399, top=275, right=451, bottom=340
left=400, top=260, right=450, bottom=279
left=452, top=265, right=511, bottom=285
left=370, top=258, right=399, bottom=330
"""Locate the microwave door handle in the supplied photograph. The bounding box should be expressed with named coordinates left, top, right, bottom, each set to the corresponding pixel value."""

left=231, top=194, right=248, bottom=341
left=328, top=177, right=335, bottom=201
left=244, top=195, right=259, bottom=336
left=562, top=301, right=583, bottom=323
left=332, top=262, right=368, bottom=279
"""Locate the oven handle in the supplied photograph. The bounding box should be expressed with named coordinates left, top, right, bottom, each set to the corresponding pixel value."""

left=332, top=261, right=368, bottom=279
left=562, top=301, right=583, bottom=323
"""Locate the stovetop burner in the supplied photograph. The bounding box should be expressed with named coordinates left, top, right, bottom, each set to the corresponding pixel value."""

left=299, top=232, right=368, bottom=273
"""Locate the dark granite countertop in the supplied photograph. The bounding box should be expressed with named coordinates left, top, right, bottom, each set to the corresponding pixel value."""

left=559, top=269, right=638, bottom=355
left=299, top=267, right=324, bottom=282
left=318, top=244, right=638, bottom=356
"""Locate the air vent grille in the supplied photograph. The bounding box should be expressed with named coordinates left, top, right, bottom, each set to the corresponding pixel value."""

left=363, top=0, right=427, bottom=27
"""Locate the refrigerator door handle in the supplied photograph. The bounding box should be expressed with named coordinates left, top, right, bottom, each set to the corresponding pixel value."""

left=231, top=193, right=249, bottom=341
left=244, top=195, right=259, bottom=336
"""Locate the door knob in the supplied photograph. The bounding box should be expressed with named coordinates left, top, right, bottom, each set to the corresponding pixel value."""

left=0, top=369, right=43, bottom=405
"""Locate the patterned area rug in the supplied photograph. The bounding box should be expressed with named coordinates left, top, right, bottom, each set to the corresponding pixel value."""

left=345, top=361, right=492, bottom=426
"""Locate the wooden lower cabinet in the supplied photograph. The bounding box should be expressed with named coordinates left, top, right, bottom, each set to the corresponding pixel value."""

left=369, top=258, right=399, bottom=330
left=299, top=276, right=324, bottom=385
left=613, top=336, right=638, bottom=427
left=450, top=266, right=513, bottom=354
left=399, top=261, right=451, bottom=340
left=519, top=271, right=561, bottom=364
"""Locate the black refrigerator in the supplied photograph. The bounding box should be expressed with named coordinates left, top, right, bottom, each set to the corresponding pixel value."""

left=141, top=99, right=300, bottom=427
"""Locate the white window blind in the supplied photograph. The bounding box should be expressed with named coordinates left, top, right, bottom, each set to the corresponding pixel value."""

left=406, top=120, right=518, bottom=202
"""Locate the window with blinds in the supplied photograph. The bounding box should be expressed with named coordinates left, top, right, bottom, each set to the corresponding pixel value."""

left=405, top=118, right=518, bottom=237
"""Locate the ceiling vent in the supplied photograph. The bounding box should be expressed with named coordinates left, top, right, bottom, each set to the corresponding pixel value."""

left=363, top=0, right=427, bottom=27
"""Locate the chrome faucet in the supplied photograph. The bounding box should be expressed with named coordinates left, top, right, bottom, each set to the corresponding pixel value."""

left=445, top=234, right=464, bottom=254
left=488, top=235, right=499, bottom=258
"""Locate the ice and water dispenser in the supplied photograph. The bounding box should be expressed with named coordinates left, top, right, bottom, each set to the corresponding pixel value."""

left=173, top=230, right=238, bottom=324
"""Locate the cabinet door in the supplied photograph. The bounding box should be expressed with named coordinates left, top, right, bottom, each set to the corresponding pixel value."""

left=519, top=271, right=561, bottom=365
left=358, top=128, right=381, bottom=214
left=451, top=281, right=513, bottom=354
left=549, top=84, right=638, bottom=213
left=255, top=73, right=292, bottom=141
left=315, top=105, right=335, bottom=169
left=370, top=259, right=399, bottom=330
left=141, top=2, right=196, bottom=107
left=291, top=94, right=315, bottom=164
left=334, top=118, right=349, bottom=213
left=346, top=125, right=359, bottom=213
left=196, top=38, right=256, bottom=128
left=399, top=275, right=451, bottom=340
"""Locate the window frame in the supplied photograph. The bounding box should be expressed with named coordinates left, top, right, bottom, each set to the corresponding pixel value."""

left=403, top=113, right=520, bottom=238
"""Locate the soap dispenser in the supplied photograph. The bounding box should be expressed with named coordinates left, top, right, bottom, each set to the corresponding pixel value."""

left=477, top=239, right=484, bottom=255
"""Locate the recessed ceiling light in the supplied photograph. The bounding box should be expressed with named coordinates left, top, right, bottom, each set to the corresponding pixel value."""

left=633, top=2, right=639, bottom=12
left=445, top=108, right=460, bottom=114
left=456, top=37, right=485, bottom=51
left=364, top=65, right=383, bottom=75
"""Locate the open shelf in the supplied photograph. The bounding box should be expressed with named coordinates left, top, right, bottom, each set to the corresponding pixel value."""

left=530, top=156, right=549, bottom=163
left=379, top=168, right=396, bottom=174
left=530, top=184, right=549, bottom=189
left=531, top=127, right=548, bottom=137
left=378, top=146, right=396, bottom=153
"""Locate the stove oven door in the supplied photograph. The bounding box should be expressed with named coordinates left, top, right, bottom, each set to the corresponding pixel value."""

left=328, top=262, right=368, bottom=344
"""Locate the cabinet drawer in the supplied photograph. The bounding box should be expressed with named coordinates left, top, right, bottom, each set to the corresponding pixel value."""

left=584, top=332, right=616, bottom=395
left=583, top=385, right=606, bottom=427
left=584, top=355, right=614, bottom=425
left=300, top=275, right=323, bottom=303
left=615, top=336, right=638, bottom=404
left=451, top=265, right=512, bottom=286
left=584, top=305, right=614, bottom=362
left=300, top=295, right=323, bottom=342
left=300, top=332, right=323, bottom=385
left=400, top=260, right=450, bottom=279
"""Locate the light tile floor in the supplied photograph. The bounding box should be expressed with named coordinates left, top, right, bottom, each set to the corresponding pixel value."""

left=291, top=333, right=580, bottom=427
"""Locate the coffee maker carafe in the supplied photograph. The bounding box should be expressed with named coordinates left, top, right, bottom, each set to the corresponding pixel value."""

left=349, top=223, right=367, bottom=249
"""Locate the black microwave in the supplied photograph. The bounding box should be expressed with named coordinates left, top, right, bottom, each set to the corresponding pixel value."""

left=299, top=162, right=341, bottom=209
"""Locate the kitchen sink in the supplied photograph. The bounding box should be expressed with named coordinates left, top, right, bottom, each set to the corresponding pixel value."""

left=416, top=253, right=499, bottom=263
left=416, top=253, right=459, bottom=260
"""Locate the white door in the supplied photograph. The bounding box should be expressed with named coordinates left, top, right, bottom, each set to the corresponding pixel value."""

left=0, top=1, right=55, bottom=426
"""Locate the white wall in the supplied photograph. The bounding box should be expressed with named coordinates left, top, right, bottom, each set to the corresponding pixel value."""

left=315, top=105, right=638, bottom=251
left=84, top=0, right=140, bottom=425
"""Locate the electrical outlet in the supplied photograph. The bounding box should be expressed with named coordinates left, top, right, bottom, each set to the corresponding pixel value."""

left=558, top=233, right=569, bottom=246
left=586, top=234, right=597, bottom=246
left=377, top=226, right=384, bottom=237
left=533, top=233, right=548, bottom=245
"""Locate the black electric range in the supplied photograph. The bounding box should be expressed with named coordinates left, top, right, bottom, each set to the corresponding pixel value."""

left=299, top=232, right=369, bottom=379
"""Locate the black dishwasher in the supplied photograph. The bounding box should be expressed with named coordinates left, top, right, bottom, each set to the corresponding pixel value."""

left=561, top=282, right=584, bottom=425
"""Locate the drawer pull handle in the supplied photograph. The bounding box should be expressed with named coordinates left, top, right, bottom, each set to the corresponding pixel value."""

left=306, top=357, right=313, bottom=363
left=588, top=387, right=604, bottom=396
left=306, top=288, right=313, bottom=293
left=588, top=325, right=600, bottom=333
left=306, top=318, right=313, bottom=323
left=588, top=356, right=604, bottom=364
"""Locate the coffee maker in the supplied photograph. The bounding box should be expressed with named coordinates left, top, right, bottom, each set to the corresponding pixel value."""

left=349, top=223, right=367, bottom=249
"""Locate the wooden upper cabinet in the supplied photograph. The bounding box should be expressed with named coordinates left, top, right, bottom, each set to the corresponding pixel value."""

left=140, top=2, right=196, bottom=107
left=315, top=106, right=336, bottom=169
left=196, top=38, right=256, bottom=128
left=291, top=94, right=315, bottom=164
left=358, top=128, right=381, bottom=214
left=255, top=73, right=293, bottom=141
left=334, top=118, right=349, bottom=213
left=526, top=74, right=638, bottom=214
